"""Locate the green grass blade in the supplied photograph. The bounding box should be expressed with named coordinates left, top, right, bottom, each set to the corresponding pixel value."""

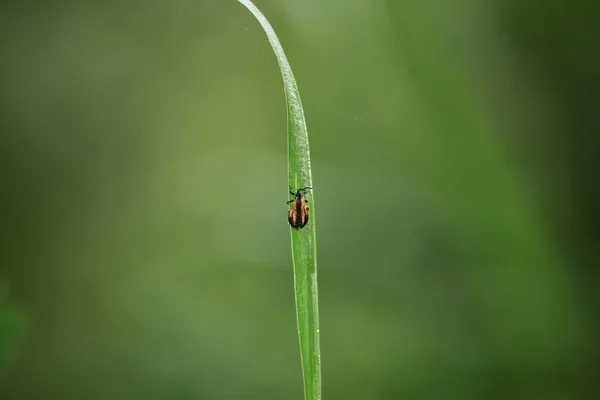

left=236, top=1, right=321, bottom=399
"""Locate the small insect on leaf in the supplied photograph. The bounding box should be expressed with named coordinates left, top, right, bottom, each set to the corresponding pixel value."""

left=287, top=186, right=311, bottom=229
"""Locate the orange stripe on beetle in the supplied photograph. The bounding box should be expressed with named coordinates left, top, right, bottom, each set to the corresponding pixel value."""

left=287, top=186, right=311, bottom=229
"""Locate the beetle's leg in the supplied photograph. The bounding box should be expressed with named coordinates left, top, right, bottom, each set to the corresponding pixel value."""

left=287, top=200, right=294, bottom=204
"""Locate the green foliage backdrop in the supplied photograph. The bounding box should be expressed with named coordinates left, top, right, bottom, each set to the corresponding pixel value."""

left=1, top=0, right=598, bottom=399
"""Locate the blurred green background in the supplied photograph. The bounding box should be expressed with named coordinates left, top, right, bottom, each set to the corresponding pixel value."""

left=1, top=0, right=599, bottom=398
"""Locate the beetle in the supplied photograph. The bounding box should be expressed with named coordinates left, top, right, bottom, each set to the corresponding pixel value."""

left=287, top=186, right=311, bottom=229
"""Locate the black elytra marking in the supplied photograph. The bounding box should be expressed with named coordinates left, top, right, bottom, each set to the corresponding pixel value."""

left=288, top=186, right=311, bottom=229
